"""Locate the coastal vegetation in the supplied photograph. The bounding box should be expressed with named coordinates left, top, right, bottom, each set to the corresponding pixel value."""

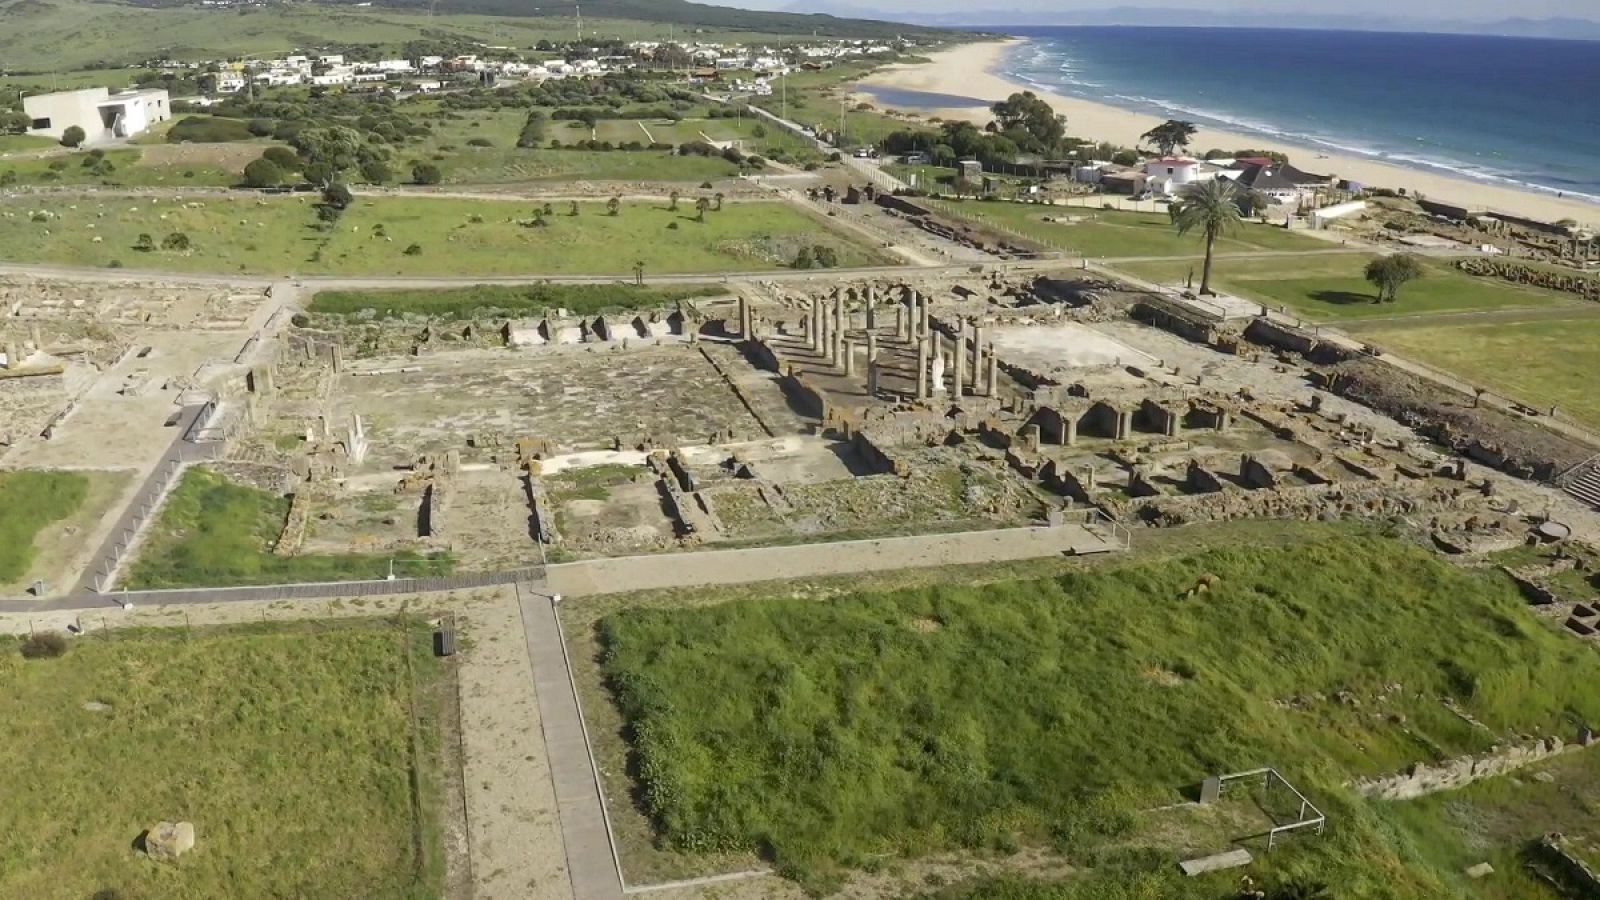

left=1140, top=118, right=1198, bottom=157
left=1364, top=253, right=1425, bottom=303
left=595, top=531, right=1600, bottom=893
left=126, top=467, right=452, bottom=589
left=0, top=618, right=448, bottom=897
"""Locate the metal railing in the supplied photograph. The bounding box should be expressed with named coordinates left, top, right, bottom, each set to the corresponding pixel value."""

left=1216, top=767, right=1326, bottom=851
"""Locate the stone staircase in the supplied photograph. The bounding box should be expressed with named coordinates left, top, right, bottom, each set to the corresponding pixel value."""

left=1558, top=456, right=1600, bottom=509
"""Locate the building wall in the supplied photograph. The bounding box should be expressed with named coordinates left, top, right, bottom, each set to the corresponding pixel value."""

left=22, top=88, right=107, bottom=141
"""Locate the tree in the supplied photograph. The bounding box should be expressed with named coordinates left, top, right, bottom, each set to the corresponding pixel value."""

left=412, top=162, right=442, bottom=185
left=1364, top=254, right=1425, bottom=303
left=262, top=146, right=299, bottom=170
left=607, top=196, right=621, bottom=217
left=161, top=232, right=191, bottom=251
left=133, top=233, right=155, bottom=252
left=668, top=190, right=680, bottom=211
left=291, top=125, right=369, bottom=186
left=516, top=110, right=548, bottom=149
left=242, top=158, right=283, bottom=188
left=569, top=200, right=580, bottom=216
left=359, top=157, right=391, bottom=185
left=694, top=196, right=710, bottom=222
left=792, top=246, right=815, bottom=269
left=1141, top=119, right=1198, bottom=157
left=60, top=125, right=86, bottom=148
left=1169, top=178, right=1246, bottom=296
left=713, top=192, right=725, bottom=211
left=322, top=182, right=353, bottom=210
left=989, top=91, right=1064, bottom=151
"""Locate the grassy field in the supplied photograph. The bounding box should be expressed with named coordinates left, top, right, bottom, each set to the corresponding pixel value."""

left=933, top=203, right=1330, bottom=257
left=1112, top=253, right=1574, bottom=323
left=0, top=148, right=235, bottom=188
left=310, top=282, right=723, bottom=320
left=127, top=467, right=451, bottom=589
left=1355, top=312, right=1600, bottom=430
left=753, top=61, right=914, bottom=149
left=595, top=531, right=1600, bottom=892
left=0, top=470, right=89, bottom=583
left=0, top=193, right=885, bottom=275
left=0, top=134, right=60, bottom=153
left=0, top=618, right=446, bottom=898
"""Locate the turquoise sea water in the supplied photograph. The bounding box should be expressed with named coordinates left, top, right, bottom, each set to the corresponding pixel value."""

left=1001, top=27, right=1600, bottom=205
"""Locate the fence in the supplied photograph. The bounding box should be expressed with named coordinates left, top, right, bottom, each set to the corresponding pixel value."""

left=101, top=566, right=546, bottom=608
left=89, top=455, right=188, bottom=594
left=1215, top=767, right=1326, bottom=851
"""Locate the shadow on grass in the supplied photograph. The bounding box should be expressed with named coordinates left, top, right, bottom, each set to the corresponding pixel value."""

left=1309, top=290, right=1382, bottom=306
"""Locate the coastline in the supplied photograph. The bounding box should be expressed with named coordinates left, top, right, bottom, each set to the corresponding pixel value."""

left=860, top=39, right=1599, bottom=227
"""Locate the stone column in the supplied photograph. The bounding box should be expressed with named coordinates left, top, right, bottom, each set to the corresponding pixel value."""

left=919, top=294, right=932, bottom=341
left=833, top=299, right=846, bottom=366
left=843, top=339, right=856, bottom=377
left=866, top=332, right=878, bottom=363
left=971, top=323, right=985, bottom=390
left=1062, top=415, right=1078, bottom=447
left=1116, top=409, right=1133, bottom=441
left=867, top=359, right=880, bottom=397
left=894, top=305, right=906, bottom=341
left=865, top=285, right=876, bottom=330
left=808, top=297, right=821, bottom=352
left=1024, top=424, right=1041, bottom=453
left=737, top=297, right=750, bottom=338
left=916, top=338, right=929, bottom=400
left=986, top=350, right=999, bottom=397
left=952, top=327, right=966, bottom=399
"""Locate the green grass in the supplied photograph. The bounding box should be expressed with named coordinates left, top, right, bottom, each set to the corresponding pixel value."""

left=932, top=203, right=1329, bottom=256
left=310, top=283, right=723, bottom=321
left=0, top=134, right=60, bottom=153
left=0, top=148, right=234, bottom=188
left=1112, top=253, right=1573, bottom=323
left=0, top=618, right=445, bottom=898
left=0, top=194, right=885, bottom=275
left=598, top=533, right=1600, bottom=888
left=0, top=470, right=89, bottom=583
left=1357, top=313, right=1600, bottom=430
left=127, top=468, right=451, bottom=589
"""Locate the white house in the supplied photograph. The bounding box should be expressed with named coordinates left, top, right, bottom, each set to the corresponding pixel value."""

left=23, top=87, right=171, bottom=144
left=1143, top=157, right=1212, bottom=195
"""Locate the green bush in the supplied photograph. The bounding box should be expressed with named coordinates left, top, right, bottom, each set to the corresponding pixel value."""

left=166, top=116, right=255, bottom=143
left=20, top=632, right=68, bottom=660
left=60, top=125, right=85, bottom=148
left=241, top=157, right=283, bottom=188
left=411, top=162, right=442, bottom=185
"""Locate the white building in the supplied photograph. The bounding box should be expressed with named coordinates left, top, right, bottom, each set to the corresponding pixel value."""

left=23, top=87, right=171, bottom=144
left=1143, top=157, right=1212, bottom=195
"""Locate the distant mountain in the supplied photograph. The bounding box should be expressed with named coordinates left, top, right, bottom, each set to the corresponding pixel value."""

left=785, top=3, right=1600, bottom=41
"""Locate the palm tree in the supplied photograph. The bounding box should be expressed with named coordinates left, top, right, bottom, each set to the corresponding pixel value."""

left=713, top=192, right=725, bottom=211
left=695, top=196, right=711, bottom=222
left=1170, top=178, right=1245, bottom=296
left=607, top=196, right=621, bottom=217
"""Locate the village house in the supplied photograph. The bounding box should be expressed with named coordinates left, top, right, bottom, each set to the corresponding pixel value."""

left=22, top=87, right=171, bottom=143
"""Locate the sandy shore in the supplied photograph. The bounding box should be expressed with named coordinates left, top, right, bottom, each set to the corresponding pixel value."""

left=859, top=40, right=1598, bottom=227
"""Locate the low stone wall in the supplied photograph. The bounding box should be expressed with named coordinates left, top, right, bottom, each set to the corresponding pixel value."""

left=1455, top=258, right=1600, bottom=301
left=1351, top=736, right=1583, bottom=801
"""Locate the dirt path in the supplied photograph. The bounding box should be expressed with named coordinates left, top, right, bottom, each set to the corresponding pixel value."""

left=460, top=590, right=573, bottom=900
left=547, top=523, right=1120, bottom=598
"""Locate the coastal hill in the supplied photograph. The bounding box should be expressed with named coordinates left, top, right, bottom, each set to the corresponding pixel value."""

left=0, top=0, right=953, bottom=73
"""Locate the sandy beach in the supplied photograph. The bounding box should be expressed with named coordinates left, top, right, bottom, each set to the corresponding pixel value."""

left=859, top=40, right=1598, bottom=227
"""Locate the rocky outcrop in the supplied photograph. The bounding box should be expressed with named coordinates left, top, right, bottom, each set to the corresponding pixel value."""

left=143, top=821, right=196, bottom=860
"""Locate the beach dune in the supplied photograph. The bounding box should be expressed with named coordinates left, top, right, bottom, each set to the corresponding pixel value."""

left=860, top=40, right=1597, bottom=227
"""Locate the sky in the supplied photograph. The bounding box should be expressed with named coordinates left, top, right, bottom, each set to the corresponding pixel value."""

left=715, top=0, right=1600, bottom=20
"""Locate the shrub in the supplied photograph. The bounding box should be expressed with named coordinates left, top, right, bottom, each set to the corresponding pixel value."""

left=465, top=137, right=493, bottom=148
left=60, top=125, right=85, bottom=148
left=20, top=631, right=68, bottom=659
left=247, top=117, right=276, bottom=137
left=262, top=146, right=300, bottom=170
left=403, top=243, right=422, bottom=256
left=322, top=182, right=353, bottom=210
left=166, top=116, right=255, bottom=143
left=133, top=233, right=155, bottom=252
left=161, top=232, right=192, bottom=252
left=242, top=158, right=283, bottom=189
left=359, top=158, right=392, bottom=185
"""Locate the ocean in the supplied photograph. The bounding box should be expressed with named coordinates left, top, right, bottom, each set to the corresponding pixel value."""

left=999, top=27, right=1600, bottom=205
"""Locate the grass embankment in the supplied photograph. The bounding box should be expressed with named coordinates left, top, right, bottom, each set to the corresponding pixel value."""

left=0, top=470, right=89, bottom=583
left=1111, top=253, right=1571, bottom=323
left=0, top=619, right=446, bottom=898
left=310, top=283, right=724, bottom=321
left=0, top=194, right=884, bottom=276
left=598, top=533, right=1600, bottom=894
left=127, top=468, right=450, bottom=589
left=1354, top=313, right=1600, bottom=431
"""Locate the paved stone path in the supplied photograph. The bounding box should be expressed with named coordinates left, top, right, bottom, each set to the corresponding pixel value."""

left=518, top=582, right=624, bottom=900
